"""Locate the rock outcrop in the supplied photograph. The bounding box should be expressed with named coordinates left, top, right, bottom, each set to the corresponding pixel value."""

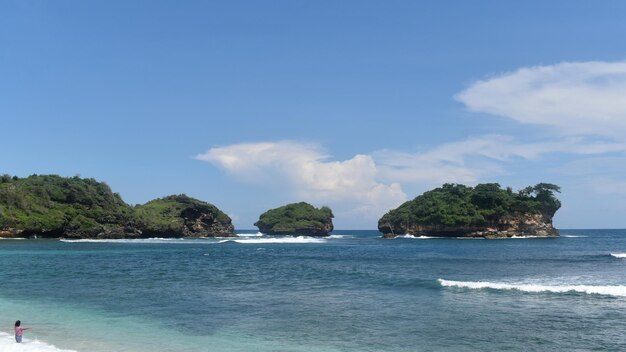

left=255, top=202, right=334, bottom=236
left=378, top=183, right=560, bottom=239
left=134, top=195, right=235, bottom=238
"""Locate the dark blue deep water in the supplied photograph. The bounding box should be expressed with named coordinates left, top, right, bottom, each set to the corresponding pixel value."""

left=1, top=230, right=626, bottom=351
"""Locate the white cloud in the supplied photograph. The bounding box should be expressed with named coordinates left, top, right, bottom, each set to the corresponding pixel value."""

left=196, top=142, right=323, bottom=185
left=196, top=137, right=626, bottom=224
left=456, top=61, right=626, bottom=137
left=373, top=135, right=626, bottom=184
left=196, top=141, right=407, bottom=218
left=196, top=135, right=626, bottom=224
left=591, top=177, right=626, bottom=196
left=197, top=61, right=626, bottom=228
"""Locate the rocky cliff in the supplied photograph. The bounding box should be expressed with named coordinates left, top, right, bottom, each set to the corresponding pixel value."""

left=378, top=183, right=560, bottom=239
left=255, top=202, right=334, bottom=236
left=133, top=195, right=234, bottom=238
left=0, top=174, right=235, bottom=238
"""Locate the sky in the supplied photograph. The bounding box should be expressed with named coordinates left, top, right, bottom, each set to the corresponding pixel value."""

left=2, top=0, right=626, bottom=229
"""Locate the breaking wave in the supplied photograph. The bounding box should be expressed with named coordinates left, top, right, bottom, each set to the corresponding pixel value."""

left=438, top=279, right=626, bottom=297
left=61, top=235, right=335, bottom=244
left=0, top=332, right=77, bottom=352
left=235, top=232, right=264, bottom=237
left=219, top=236, right=327, bottom=244
left=328, top=234, right=352, bottom=239
left=611, top=253, right=626, bottom=258
left=60, top=238, right=213, bottom=244
left=398, top=234, right=442, bottom=239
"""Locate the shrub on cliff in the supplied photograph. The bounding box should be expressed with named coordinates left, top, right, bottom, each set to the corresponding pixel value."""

left=134, top=194, right=232, bottom=236
left=0, top=174, right=233, bottom=237
left=255, top=202, right=334, bottom=236
left=0, top=174, right=133, bottom=236
left=378, top=183, right=560, bottom=234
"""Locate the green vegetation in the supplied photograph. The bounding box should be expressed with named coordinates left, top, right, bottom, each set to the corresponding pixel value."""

left=0, top=174, right=132, bottom=236
left=378, top=183, right=561, bottom=233
left=255, top=202, right=334, bottom=236
left=0, top=174, right=232, bottom=238
left=135, top=194, right=232, bottom=236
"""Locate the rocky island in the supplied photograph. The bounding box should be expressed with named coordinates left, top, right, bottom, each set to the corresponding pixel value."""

left=378, top=183, right=561, bottom=239
left=0, top=174, right=234, bottom=238
left=255, top=202, right=334, bottom=236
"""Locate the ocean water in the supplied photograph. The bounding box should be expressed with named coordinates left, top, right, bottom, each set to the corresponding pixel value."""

left=1, top=229, right=626, bottom=351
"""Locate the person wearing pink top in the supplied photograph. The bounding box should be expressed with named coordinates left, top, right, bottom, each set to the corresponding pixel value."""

left=14, top=320, right=31, bottom=343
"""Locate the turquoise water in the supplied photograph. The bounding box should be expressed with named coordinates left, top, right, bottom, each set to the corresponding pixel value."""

left=1, top=230, right=626, bottom=351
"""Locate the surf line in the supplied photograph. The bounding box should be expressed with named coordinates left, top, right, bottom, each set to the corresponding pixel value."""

left=438, top=279, right=626, bottom=297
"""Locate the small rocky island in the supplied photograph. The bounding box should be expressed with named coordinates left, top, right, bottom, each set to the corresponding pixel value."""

left=255, top=202, right=334, bottom=236
left=0, top=174, right=234, bottom=238
left=378, top=183, right=561, bottom=239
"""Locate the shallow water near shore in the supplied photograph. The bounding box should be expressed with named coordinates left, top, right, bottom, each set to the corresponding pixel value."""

left=1, top=229, right=626, bottom=351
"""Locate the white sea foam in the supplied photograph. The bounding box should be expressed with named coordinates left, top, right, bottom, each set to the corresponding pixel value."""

left=0, top=332, right=77, bottom=352
left=561, top=235, right=588, bottom=238
left=398, top=234, right=441, bottom=239
left=438, top=279, right=626, bottom=297
left=60, top=238, right=213, bottom=244
left=235, top=232, right=264, bottom=237
left=219, top=236, right=327, bottom=244
left=327, top=234, right=352, bottom=239
left=611, top=253, right=626, bottom=258
left=392, top=234, right=485, bottom=239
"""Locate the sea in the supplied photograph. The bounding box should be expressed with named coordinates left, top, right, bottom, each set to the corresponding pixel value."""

left=1, top=229, right=626, bottom=352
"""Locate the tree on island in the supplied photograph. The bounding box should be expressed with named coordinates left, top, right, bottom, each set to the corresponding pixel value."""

left=255, top=202, right=334, bottom=236
left=378, top=182, right=561, bottom=238
left=0, top=174, right=234, bottom=238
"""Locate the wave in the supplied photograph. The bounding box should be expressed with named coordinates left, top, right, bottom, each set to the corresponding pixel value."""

left=395, top=235, right=486, bottom=240
left=611, top=253, right=626, bottom=258
left=235, top=232, right=264, bottom=237
left=561, top=235, right=588, bottom=238
left=327, top=234, right=353, bottom=239
left=61, top=235, right=330, bottom=244
left=388, top=234, right=488, bottom=240
left=398, top=234, right=442, bottom=239
left=0, top=332, right=77, bottom=352
left=397, top=234, right=562, bottom=240
left=438, top=279, right=626, bottom=297
left=60, top=238, right=215, bottom=244
left=219, top=236, right=327, bottom=244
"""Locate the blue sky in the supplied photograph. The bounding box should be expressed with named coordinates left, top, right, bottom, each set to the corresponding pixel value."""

left=2, top=1, right=626, bottom=229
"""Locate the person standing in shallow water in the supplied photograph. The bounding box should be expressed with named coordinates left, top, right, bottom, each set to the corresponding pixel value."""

left=14, top=320, right=31, bottom=343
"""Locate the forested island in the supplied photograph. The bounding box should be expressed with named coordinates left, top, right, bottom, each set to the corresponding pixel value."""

left=0, top=174, right=234, bottom=238
left=378, top=183, right=561, bottom=238
left=255, top=202, right=334, bottom=236
left=0, top=175, right=562, bottom=240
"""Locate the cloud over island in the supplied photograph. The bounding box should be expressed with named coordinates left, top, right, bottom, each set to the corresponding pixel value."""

left=197, top=61, right=626, bottom=227
left=195, top=141, right=407, bottom=219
